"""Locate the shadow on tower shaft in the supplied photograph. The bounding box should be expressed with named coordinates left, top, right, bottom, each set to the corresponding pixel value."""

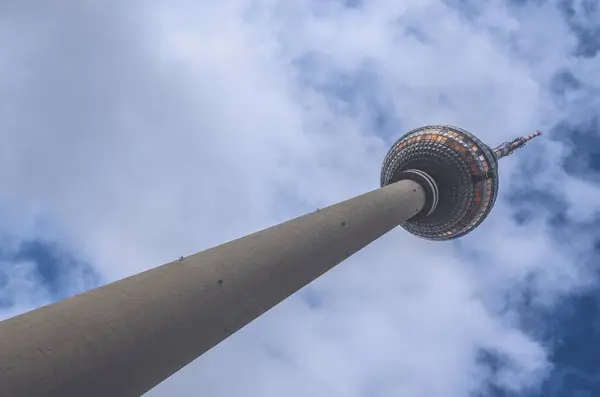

left=0, top=125, right=540, bottom=397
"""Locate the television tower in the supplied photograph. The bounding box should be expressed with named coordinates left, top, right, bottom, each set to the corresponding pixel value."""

left=0, top=125, right=540, bottom=397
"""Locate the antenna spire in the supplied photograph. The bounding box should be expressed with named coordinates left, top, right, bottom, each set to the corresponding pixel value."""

left=493, top=130, right=542, bottom=160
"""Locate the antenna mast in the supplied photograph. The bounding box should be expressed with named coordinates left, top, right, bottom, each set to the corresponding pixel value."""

left=492, top=130, right=542, bottom=159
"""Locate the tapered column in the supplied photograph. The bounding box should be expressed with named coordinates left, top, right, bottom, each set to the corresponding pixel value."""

left=0, top=179, right=427, bottom=397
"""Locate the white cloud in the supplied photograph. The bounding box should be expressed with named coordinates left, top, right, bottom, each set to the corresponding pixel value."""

left=0, top=0, right=598, bottom=396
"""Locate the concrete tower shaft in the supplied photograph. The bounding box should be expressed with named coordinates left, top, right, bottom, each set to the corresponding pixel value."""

left=0, top=179, right=429, bottom=397
left=0, top=124, right=541, bottom=397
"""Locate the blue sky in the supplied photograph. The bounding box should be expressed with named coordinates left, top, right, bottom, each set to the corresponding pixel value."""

left=1, top=0, right=600, bottom=396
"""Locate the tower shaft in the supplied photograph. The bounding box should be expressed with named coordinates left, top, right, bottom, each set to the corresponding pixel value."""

left=0, top=179, right=425, bottom=397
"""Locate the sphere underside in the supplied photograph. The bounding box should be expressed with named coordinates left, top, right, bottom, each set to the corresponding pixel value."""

left=381, top=125, right=499, bottom=241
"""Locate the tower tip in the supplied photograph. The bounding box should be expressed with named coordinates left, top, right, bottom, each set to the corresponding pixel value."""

left=492, top=129, right=542, bottom=159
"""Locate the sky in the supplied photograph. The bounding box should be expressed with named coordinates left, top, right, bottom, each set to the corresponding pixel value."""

left=0, top=0, right=599, bottom=396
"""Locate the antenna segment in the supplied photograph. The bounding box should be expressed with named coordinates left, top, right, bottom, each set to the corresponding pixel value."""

left=492, top=130, right=542, bottom=159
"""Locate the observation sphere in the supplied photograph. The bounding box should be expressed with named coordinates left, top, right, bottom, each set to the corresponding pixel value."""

left=381, top=125, right=499, bottom=241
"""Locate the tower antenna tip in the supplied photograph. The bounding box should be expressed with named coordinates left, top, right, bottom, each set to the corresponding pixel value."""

left=492, top=129, right=542, bottom=159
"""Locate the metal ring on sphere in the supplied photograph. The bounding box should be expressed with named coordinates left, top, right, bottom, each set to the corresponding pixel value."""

left=380, top=125, right=499, bottom=241
left=398, top=169, right=439, bottom=216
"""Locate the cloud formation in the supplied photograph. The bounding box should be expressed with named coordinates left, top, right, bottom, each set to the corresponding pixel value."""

left=1, top=0, right=599, bottom=396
